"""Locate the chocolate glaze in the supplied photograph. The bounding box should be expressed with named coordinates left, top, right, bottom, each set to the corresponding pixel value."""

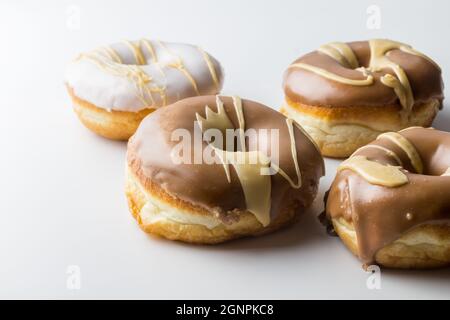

left=283, top=41, right=444, bottom=108
left=128, top=96, right=324, bottom=224
left=326, top=127, right=450, bottom=263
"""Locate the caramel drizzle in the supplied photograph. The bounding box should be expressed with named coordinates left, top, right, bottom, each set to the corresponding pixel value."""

left=198, top=47, right=220, bottom=90
left=369, top=40, right=416, bottom=115
left=338, top=156, right=408, bottom=187
left=196, top=96, right=232, bottom=131
left=123, top=40, right=146, bottom=65
left=288, top=62, right=373, bottom=86
left=351, top=144, right=403, bottom=166
left=157, top=41, right=200, bottom=95
left=289, top=39, right=439, bottom=119
left=318, top=42, right=359, bottom=69
left=271, top=119, right=302, bottom=188
left=377, top=132, right=423, bottom=173
left=140, top=39, right=158, bottom=63
left=80, top=51, right=156, bottom=106
left=100, top=46, right=122, bottom=63
left=141, top=39, right=167, bottom=81
left=195, top=96, right=302, bottom=226
left=232, top=96, right=246, bottom=152
left=340, top=131, right=425, bottom=187
left=139, top=39, right=168, bottom=105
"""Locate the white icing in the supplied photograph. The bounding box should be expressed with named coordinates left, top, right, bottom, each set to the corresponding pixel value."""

left=65, top=39, right=224, bottom=112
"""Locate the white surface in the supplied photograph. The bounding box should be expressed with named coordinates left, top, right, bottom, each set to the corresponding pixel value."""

left=1, top=0, right=449, bottom=299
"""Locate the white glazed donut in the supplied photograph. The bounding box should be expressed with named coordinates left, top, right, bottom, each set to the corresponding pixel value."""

left=65, top=39, right=224, bottom=140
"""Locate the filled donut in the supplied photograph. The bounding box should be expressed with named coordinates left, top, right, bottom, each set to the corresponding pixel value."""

left=126, top=95, right=324, bottom=243
left=282, top=39, right=444, bottom=158
left=65, top=39, right=223, bottom=140
left=324, top=127, right=450, bottom=269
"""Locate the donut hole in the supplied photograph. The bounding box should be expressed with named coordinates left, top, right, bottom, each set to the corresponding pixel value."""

left=412, top=135, right=450, bottom=177
left=115, top=55, right=149, bottom=66
left=370, top=129, right=450, bottom=177
left=404, top=129, right=450, bottom=177
left=107, top=43, right=153, bottom=66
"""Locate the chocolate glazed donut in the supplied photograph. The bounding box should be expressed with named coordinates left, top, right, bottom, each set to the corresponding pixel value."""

left=126, top=95, right=324, bottom=243
left=282, top=39, right=444, bottom=158
left=324, top=127, right=450, bottom=269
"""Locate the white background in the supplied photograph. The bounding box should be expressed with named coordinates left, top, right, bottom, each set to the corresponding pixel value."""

left=1, top=0, right=449, bottom=299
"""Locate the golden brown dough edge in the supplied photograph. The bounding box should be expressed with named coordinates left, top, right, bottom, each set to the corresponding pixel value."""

left=124, top=164, right=304, bottom=244
left=280, top=98, right=440, bottom=158
left=332, top=217, right=450, bottom=269
left=67, top=85, right=154, bottom=140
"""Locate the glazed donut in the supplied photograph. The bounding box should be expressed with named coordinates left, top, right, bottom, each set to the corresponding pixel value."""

left=324, top=127, right=450, bottom=269
left=281, top=39, right=444, bottom=158
left=65, top=39, right=223, bottom=140
left=126, top=95, right=324, bottom=243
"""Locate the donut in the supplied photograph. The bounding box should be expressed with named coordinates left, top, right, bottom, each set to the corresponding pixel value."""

left=323, top=127, right=450, bottom=269
left=281, top=39, right=444, bottom=158
left=65, top=39, right=223, bottom=140
left=125, top=95, right=324, bottom=243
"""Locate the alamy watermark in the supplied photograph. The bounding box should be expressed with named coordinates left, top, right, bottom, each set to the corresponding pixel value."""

left=66, top=265, right=81, bottom=290
left=66, top=5, right=81, bottom=31
left=366, top=5, right=381, bottom=30
left=366, top=265, right=381, bottom=290
left=170, top=122, right=282, bottom=176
